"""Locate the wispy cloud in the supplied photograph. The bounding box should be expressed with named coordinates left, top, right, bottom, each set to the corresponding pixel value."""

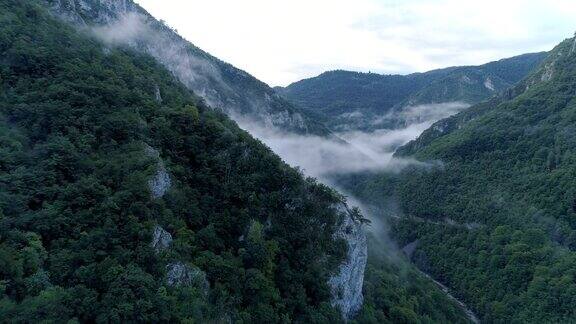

left=232, top=102, right=466, bottom=178
left=134, top=0, right=576, bottom=86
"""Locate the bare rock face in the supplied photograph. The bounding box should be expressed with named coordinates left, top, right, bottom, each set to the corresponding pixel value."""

left=144, top=144, right=171, bottom=199
left=541, top=62, right=555, bottom=82
left=149, top=165, right=171, bottom=199
left=328, top=203, right=368, bottom=320
left=151, top=225, right=172, bottom=252
left=166, top=261, right=209, bottom=295
left=484, top=77, right=495, bottom=91
left=154, top=85, right=163, bottom=103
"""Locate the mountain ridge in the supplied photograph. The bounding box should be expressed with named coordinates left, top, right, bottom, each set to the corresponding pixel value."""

left=277, top=52, right=547, bottom=131
left=341, top=34, right=576, bottom=322
left=44, top=0, right=332, bottom=137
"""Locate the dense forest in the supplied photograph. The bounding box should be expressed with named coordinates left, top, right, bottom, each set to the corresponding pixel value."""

left=0, top=1, right=353, bottom=322
left=5, top=0, right=572, bottom=323
left=341, top=36, right=576, bottom=322
left=0, top=0, right=479, bottom=323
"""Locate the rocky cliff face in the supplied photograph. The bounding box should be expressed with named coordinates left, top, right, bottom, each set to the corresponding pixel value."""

left=329, top=204, right=368, bottom=320
left=144, top=144, right=171, bottom=199
left=151, top=225, right=172, bottom=252
left=44, top=0, right=367, bottom=317
left=43, top=0, right=329, bottom=136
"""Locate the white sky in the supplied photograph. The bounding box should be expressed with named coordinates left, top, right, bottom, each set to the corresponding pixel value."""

left=134, top=0, right=576, bottom=87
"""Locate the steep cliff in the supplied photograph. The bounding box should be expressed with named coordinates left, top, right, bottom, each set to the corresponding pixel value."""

left=329, top=204, right=368, bottom=320
left=39, top=1, right=367, bottom=319
left=43, top=0, right=331, bottom=136
left=144, top=144, right=171, bottom=199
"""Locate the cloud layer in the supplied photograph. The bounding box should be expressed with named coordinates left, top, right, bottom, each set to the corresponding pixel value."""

left=134, top=0, right=576, bottom=86
left=234, top=102, right=468, bottom=179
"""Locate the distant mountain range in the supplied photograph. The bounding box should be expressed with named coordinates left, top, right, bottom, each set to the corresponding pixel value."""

left=276, top=52, right=546, bottom=131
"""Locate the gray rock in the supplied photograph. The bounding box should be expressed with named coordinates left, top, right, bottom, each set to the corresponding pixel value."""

left=166, top=261, right=209, bottom=295
left=149, top=165, right=171, bottom=199
left=151, top=228, right=210, bottom=295
left=151, top=225, right=172, bottom=252
left=154, top=84, right=163, bottom=103
left=328, top=203, right=368, bottom=320
left=541, top=62, right=555, bottom=82
left=44, top=0, right=322, bottom=135
left=144, top=144, right=171, bottom=199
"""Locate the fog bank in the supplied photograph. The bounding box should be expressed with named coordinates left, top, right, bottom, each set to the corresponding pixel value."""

left=235, top=102, right=469, bottom=179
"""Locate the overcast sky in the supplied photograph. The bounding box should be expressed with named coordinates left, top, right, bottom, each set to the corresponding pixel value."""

left=134, top=0, right=576, bottom=87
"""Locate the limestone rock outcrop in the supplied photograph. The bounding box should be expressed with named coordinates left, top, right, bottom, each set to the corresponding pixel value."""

left=166, top=261, right=209, bottom=295
left=151, top=225, right=172, bottom=252
left=328, top=203, right=368, bottom=320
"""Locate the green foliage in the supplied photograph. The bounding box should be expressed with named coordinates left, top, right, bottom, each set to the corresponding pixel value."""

left=344, top=38, right=576, bottom=322
left=352, top=239, right=472, bottom=324
left=0, top=0, right=348, bottom=322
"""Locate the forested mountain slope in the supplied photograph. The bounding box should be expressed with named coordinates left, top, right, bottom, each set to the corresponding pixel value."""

left=345, top=35, right=576, bottom=322
left=43, top=0, right=331, bottom=136
left=0, top=1, right=364, bottom=321
left=277, top=53, right=546, bottom=131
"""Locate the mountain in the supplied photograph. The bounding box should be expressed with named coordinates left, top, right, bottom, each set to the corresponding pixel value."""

left=341, top=35, right=576, bottom=322
left=43, top=0, right=331, bottom=136
left=0, top=0, right=366, bottom=321
left=277, top=53, right=546, bottom=131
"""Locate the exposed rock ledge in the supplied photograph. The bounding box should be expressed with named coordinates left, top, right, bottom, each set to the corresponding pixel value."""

left=144, top=144, right=171, bottom=199
left=328, top=203, right=368, bottom=320
left=151, top=225, right=172, bottom=252
left=151, top=225, right=209, bottom=293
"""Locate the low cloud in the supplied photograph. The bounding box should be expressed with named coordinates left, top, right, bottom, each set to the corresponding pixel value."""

left=234, top=102, right=467, bottom=179
left=92, top=12, right=148, bottom=44
left=92, top=12, right=231, bottom=109
left=400, top=102, right=470, bottom=124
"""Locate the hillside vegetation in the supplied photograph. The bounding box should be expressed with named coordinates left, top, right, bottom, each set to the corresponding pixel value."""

left=344, top=36, right=576, bottom=322
left=278, top=53, right=546, bottom=131
left=0, top=1, right=350, bottom=321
